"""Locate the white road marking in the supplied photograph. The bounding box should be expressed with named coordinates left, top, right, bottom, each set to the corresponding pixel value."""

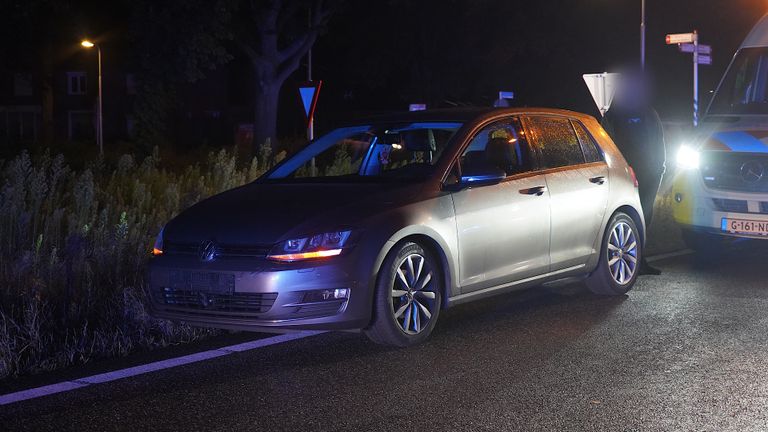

left=646, top=249, right=694, bottom=263
left=0, top=330, right=324, bottom=406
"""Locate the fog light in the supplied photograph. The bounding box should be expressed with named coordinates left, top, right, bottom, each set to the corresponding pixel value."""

left=303, top=288, right=349, bottom=303
left=675, top=193, right=683, bottom=203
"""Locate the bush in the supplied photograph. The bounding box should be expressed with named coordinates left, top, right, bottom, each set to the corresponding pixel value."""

left=0, top=145, right=279, bottom=379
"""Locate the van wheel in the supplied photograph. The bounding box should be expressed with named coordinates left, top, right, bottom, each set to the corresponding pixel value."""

left=365, top=242, right=442, bottom=347
left=586, top=212, right=641, bottom=296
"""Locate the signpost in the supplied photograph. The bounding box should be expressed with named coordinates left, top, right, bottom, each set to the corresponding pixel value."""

left=582, top=73, right=620, bottom=117
left=665, top=32, right=696, bottom=45
left=667, top=31, right=711, bottom=127
left=678, top=43, right=712, bottom=55
left=298, top=80, right=322, bottom=175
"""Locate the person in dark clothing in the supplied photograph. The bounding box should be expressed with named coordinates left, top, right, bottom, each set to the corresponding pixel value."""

left=602, top=70, right=666, bottom=275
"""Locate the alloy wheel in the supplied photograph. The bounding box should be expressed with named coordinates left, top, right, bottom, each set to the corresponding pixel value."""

left=391, top=253, right=438, bottom=335
left=607, top=221, right=638, bottom=285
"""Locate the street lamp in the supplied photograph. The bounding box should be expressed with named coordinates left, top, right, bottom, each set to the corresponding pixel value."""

left=80, top=39, right=103, bottom=155
left=641, top=0, right=646, bottom=70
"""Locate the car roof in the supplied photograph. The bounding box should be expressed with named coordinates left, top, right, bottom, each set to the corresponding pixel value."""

left=340, top=107, right=595, bottom=127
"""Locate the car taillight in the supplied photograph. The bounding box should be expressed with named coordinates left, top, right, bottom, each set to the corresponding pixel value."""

left=628, top=167, right=639, bottom=188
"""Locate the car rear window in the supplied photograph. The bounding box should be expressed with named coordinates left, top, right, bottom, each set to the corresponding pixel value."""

left=572, top=120, right=603, bottom=163
left=527, top=116, right=585, bottom=169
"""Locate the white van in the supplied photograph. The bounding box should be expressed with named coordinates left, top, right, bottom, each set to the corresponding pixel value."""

left=672, top=14, right=768, bottom=247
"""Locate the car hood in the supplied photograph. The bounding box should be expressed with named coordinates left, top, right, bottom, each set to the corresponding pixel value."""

left=163, top=181, right=424, bottom=246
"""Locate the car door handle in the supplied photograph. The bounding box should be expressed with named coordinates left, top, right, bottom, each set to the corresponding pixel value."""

left=519, top=186, right=547, bottom=196
left=589, top=176, right=606, bottom=185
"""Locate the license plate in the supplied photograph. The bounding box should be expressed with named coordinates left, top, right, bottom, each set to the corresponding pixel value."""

left=721, top=218, right=768, bottom=236
left=169, top=270, right=235, bottom=294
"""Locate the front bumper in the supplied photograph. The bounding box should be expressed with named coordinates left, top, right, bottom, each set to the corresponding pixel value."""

left=672, top=169, right=768, bottom=239
left=147, top=254, right=372, bottom=332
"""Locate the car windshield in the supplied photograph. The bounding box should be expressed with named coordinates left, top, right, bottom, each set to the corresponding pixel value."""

left=266, top=122, right=462, bottom=182
left=709, top=47, right=768, bottom=115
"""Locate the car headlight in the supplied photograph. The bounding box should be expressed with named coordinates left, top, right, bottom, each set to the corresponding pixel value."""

left=677, top=144, right=700, bottom=170
left=152, top=227, right=164, bottom=256
left=268, top=230, right=353, bottom=262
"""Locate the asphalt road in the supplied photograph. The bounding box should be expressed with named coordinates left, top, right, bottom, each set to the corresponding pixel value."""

left=3, top=241, right=768, bottom=432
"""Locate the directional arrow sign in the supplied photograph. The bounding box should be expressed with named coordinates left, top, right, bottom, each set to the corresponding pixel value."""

left=697, top=54, right=713, bottom=65
left=298, top=81, right=322, bottom=124
left=666, top=33, right=697, bottom=45
left=583, top=73, right=620, bottom=117
left=679, top=43, right=712, bottom=55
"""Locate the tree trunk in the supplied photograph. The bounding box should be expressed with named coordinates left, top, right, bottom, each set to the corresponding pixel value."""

left=252, top=81, right=280, bottom=155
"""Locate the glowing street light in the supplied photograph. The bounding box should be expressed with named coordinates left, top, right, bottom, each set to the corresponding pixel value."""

left=80, top=39, right=103, bottom=155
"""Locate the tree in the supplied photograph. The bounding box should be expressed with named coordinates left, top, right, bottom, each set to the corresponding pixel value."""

left=235, top=0, right=335, bottom=152
left=129, top=0, right=236, bottom=150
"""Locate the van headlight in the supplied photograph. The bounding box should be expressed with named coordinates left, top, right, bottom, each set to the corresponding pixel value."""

left=268, top=230, right=353, bottom=262
left=677, top=145, right=700, bottom=170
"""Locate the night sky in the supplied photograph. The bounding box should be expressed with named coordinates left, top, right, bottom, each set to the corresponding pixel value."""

left=309, top=0, right=767, bottom=125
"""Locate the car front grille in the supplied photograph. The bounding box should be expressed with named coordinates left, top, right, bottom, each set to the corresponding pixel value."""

left=164, top=242, right=272, bottom=259
left=712, top=198, right=749, bottom=213
left=710, top=198, right=768, bottom=215
left=701, top=152, right=768, bottom=193
left=156, top=288, right=278, bottom=315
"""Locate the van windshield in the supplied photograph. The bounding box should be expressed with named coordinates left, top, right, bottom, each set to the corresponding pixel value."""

left=709, top=47, right=768, bottom=115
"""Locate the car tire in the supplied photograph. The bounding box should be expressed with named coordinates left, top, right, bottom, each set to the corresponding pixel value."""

left=364, top=242, right=442, bottom=347
left=586, top=212, right=642, bottom=296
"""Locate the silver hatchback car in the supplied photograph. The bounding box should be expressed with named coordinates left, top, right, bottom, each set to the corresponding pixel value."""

left=148, top=108, right=645, bottom=346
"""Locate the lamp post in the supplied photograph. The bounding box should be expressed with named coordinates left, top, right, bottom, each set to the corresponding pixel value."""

left=641, top=0, right=646, bottom=70
left=81, top=40, right=103, bottom=156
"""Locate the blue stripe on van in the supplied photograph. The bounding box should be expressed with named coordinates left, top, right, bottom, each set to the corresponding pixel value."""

left=714, top=131, right=768, bottom=153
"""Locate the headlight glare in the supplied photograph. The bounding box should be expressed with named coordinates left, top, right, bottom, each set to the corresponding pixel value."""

left=677, top=144, right=700, bottom=170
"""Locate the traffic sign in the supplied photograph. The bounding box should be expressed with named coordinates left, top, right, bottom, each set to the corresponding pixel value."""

left=666, top=32, right=697, bottom=45
left=298, top=80, right=322, bottom=124
left=583, top=73, right=619, bottom=117
left=409, top=103, right=427, bottom=111
left=697, top=54, right=713, bottom=65
left=498, top=91, right=515, bottom=100
left=679, top=43, right=711, bottom=55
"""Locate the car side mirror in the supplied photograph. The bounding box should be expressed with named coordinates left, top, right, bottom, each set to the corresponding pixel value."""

left=460, top=166, right=506, bottom=187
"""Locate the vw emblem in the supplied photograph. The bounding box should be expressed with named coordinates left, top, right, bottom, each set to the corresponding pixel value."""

left=199, top=240, right=218, bottom=262
left=740, top=161, right=764, bottom=184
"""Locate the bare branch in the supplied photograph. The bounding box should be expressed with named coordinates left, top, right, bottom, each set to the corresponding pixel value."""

left=276, top=0, right=335, bottom=64
left=276, top=31, right=319, bottom=82
left=277, top=0, right=301, bottom=32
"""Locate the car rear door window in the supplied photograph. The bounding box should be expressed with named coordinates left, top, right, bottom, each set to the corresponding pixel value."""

left=572, top=120, right=603, bottom=163
left=527, top=116, right=585, bottom=169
